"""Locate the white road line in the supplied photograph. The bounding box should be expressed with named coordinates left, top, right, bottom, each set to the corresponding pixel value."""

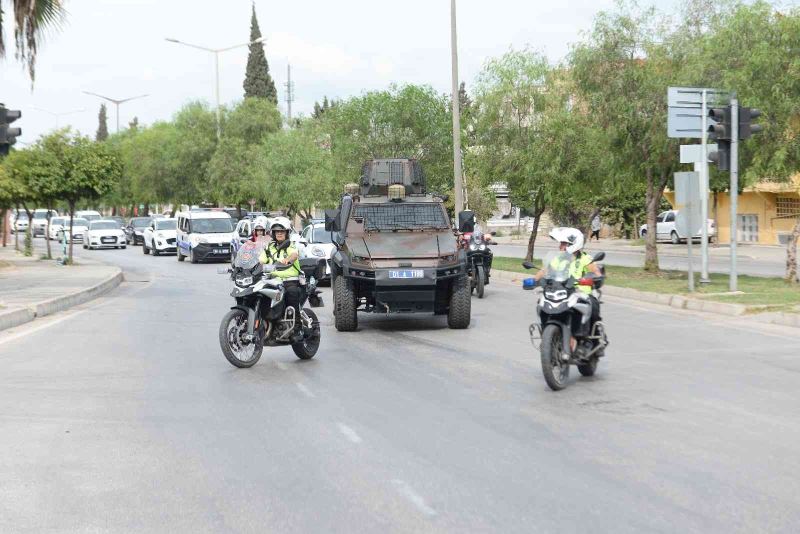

left=295, top=382, right=315, bottom=398
left=391, top=479, right=437, bottom=517
left=336, top=423, right=362, bottom=444
left=274, top=361, right=288, bottom=371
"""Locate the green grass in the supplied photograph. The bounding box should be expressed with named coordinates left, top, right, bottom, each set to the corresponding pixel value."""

left=493, top=256, right=800, bottom=312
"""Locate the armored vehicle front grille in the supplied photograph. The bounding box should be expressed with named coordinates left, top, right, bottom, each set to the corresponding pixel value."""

left=353, top=204, right=448, bottom=231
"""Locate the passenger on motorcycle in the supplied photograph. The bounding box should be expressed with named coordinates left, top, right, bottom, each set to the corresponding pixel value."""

left=259, top=217, right=303, bottom=340
left=251, top=216, right=270, bottom=244
left=530, top=227, right=603, bottom=341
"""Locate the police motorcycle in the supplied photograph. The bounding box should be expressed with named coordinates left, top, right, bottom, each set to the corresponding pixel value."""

left=522, top=250, right=609, bottom=391
left=218, top=240, right=326, bottom=368
left=457, top=211, right=495, bottom=299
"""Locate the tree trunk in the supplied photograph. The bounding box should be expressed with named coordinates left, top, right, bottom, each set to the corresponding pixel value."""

left=237, top=204, right=243, bottom=219
left=144, top=203, right=150, bottom=216
left=44, top=205, right=53, bottom=259
left=14, top=204, right=20, bottom=251
left=22, top=204, right=33, bottom=257
left=525, top=203, right=546, bottom=262
left=68, top=202, right=75, bottom=265
left=643, top=169, right=669, bottom=271
left=785, top=217, right=800, bottom=283
left=1, top=209, right=7, bottom=247
left=112, top=206, right=117, bottom=216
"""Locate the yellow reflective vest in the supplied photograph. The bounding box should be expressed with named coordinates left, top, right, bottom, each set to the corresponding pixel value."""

left=259, top=242, right=301, bottom=280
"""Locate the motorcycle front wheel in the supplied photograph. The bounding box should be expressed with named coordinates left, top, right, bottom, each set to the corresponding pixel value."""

left=540, top=324, right=570, bottom=391
left=476, top=264, right=486, bottom=299
left=292, top=308, right=321, bottom=360
left=219, top=308, right=263, bottom=368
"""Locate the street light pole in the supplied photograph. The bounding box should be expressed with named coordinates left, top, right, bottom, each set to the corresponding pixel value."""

left=31, top=107, right=85, bottom=129
left=165, top=36, right=265, bottom=139
left=81, top=92, right=149, bottom=133
left=450, top=0, right=464, bottom=216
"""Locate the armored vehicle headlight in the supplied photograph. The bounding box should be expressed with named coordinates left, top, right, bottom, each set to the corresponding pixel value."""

left=388, top=184, right=406, bottom=201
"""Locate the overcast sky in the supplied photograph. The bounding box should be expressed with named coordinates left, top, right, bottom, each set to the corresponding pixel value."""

left=2, top=0, right=683, bottom=142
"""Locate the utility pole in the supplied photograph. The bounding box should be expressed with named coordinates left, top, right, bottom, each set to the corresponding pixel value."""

left=285, top=63, right=294, bottom=122
left=700, top=90, right=710, bottom=284
left=450, top=0, right=464, bottom=215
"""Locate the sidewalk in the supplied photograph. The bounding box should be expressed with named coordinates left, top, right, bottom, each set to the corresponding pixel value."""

left=493, top=235, right=786, bottom=261
left=0, top=246, right=123, bottom=332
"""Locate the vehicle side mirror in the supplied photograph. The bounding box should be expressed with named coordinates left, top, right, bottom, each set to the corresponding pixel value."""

left=324, top=209, right=341, bottom=232
left=592, top=252, right=606, bottom=263
left=522, top=261, right=535, bottom=270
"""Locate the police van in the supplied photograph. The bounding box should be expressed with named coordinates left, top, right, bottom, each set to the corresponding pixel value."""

left=176, top=210, right=235, bottom=263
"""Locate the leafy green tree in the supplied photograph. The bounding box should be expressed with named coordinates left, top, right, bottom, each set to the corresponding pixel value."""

left=128, top=116, right=139, bottom=132
left=223, top=98, right=282, bottom=145
left=242, top=4, right=277, bottom=102
left=322, top=84, right=453, bottom=193
left=0, top=154, right=34, bottom=250
left=171, top=102, right=218, bottom=205
left=681, top=1, right=800, bottom=280
left=0, top=0, right=67, bottom=83
left=207, top=137, right=258, bottom=213
left=254, top=126, right=336, bottom=220
left=96, top=103, right=109, bottom=141
left=1, top=147, right=56, bottom=255
left=37, top=130, right=122, bottom=263
left=570, top=3, right=685, bottom=271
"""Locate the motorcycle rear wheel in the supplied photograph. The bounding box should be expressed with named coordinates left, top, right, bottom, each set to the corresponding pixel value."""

left=219, top=308, right=263, bottom=368
left=540, top=324, right=569, bottom=391
left=292, top=308, right=321, bottom=360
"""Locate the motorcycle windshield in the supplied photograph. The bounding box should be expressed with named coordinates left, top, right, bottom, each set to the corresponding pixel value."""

left=543, top=251, right=572, bottom=282
left=234, top=240, right=262, bottom=270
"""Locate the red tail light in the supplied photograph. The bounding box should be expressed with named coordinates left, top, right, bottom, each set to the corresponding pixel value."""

left=578, top=277, right=594, bottom=286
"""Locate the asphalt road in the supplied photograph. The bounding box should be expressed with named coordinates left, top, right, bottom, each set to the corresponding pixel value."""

left=2, top=241, right=799, bottom=533
left=493, top=241, right=786, bottom=277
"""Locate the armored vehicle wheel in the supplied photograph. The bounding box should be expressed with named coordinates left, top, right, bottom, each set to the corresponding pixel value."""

left=334, top=276, right=358, bottom=331
left=447, top=276, right=471, bottom=329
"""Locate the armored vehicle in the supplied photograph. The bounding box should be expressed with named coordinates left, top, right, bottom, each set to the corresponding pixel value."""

left=325, top=159, right=471, bottom=331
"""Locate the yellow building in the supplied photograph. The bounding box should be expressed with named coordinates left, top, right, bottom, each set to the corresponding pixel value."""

left=665, top=176, right=800, bottom=245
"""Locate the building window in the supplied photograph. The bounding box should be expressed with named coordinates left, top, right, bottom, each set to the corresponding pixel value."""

left=776, top=196, right=800, bottom=218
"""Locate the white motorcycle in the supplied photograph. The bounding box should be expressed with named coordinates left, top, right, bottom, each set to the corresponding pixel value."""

left=219, top=240, right=325, bottom=368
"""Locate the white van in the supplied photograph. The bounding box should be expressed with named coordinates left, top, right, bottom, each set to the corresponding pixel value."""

left=176, top=211, right=235, bottom=263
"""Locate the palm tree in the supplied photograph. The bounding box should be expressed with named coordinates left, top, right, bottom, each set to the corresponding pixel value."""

left=0, top=0, right=67, bottom=83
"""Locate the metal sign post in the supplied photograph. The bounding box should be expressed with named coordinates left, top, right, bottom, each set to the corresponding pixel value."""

left=674, top=172, right=701, bottom=291
left=730, top=97, right=739, bottom=292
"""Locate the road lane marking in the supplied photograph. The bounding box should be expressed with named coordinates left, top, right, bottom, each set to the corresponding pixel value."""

left=336, top=423, right=362, bottom=444
left=295, top=382, right=315, bottom=398
left=0, top=307, right=89, bottom=346
left=391, top=479, right=437, bottom=517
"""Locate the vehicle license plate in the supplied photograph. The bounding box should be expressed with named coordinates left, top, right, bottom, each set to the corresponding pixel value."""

left=213, top=248, right=226, bottom=254
left=389, top=269, right=424, bottom=279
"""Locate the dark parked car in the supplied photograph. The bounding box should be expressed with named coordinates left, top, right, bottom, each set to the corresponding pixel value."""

left=125, top=217, right=152, bottom=245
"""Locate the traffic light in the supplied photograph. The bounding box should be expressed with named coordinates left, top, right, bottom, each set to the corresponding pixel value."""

left=738, top=107, right=762, bottom=139
left=0, top=104, right=22, bottom=156
left=707, top=105, right=732, bottom=171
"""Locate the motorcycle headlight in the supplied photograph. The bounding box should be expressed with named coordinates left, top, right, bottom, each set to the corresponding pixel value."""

left=479, top=244, right=486, bottom=250
left=469, top=243, right=478, bottom=251
left=235, top=275, right=254, bottom=287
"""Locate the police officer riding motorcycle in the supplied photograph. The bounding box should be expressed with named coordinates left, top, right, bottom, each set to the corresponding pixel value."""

left=522, top=227, right=609, bottom=390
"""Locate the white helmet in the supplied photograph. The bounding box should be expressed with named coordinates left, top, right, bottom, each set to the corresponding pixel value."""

left=548, top=227, right=584, bottom=254
left=270, top=216, right=292, bottom=237
left=253, top=216, right=269, bottom=233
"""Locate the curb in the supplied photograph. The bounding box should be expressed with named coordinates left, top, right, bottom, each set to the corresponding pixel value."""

left=0, top=268, right=123, bottom=333
left=491, top=269, right=799, bottom=328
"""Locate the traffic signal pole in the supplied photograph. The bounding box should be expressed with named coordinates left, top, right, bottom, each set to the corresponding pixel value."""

left=700, top=90, right=710, bottom=284
left=730, top=97, right=739, bottom=292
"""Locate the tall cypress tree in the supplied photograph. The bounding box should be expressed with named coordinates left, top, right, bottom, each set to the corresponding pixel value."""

left=96, top=104, right=109, bottom=141
left=243, top=5, right=277, bottom=103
